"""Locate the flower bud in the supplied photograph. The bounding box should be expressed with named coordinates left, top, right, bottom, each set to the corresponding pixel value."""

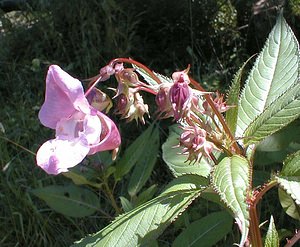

left=169, top=70, right=192, bottom=120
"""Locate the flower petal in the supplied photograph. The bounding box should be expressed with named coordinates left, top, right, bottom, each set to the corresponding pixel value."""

left=88, top=111, right=121, bottom=154
left=36, top=138, right=90, bottom=175
left=38, top=65, right=90, bottom=129
left=82, top=112, right=101, bottom=145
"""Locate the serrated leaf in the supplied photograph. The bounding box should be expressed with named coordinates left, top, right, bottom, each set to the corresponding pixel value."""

left=276, top=177, right=300, bottom=206
left=226, top=57, right=253, bottom=134
left=264, top=215, right=279, bottom=247
left=31, top=185, right=100, bottom=217
left=128, top=125, right=160, bottom=196
left=236, top=14, right=300, bottom=141
left=276, top=151, right=300, bottom=208
left=243, top=82, right=300, bottom=145
left=256, top=121, right=300, bottom=152
left=172, top=211, right=233, bottom=247
left=72, top=175, right=208, bottom=247
left=162, top=125, right=212, bottom=178
left=211, top=155, right=250, bottom=246
left=114, top=124, right=154, bottom=180
left=278, top=188, right=300, bottom=220
left=281, top=150, right=300, bottom=176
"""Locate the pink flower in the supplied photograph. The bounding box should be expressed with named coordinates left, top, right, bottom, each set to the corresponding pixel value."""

left=36, top=65, right=121, bottom=175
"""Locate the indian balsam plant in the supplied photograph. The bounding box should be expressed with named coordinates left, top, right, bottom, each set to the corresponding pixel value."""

left=35, top=13, right=299, bottom=247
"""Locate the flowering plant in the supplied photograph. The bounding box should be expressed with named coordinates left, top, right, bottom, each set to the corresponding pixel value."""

left=34, top=14, right=300, bottom=247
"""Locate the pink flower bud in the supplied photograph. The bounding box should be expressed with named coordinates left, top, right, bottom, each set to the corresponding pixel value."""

left=155, top=85, right=173, bottom=119
left=179, top=125, right=217, bottom=163
left=169, top=70, right=192, bottom=120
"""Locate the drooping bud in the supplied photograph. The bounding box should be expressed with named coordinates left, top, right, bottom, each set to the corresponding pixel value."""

left=179, top=125, right=217, bottom=163
left=155, top=85, right=173, bottom=119
left=169, top=67, right=192, bottom=120
left=202, top=91, right=232, bottom=116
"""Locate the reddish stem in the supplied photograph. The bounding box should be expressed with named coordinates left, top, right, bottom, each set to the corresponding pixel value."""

left=109, top=58, right=162, bottom=85
left=249, top=205, right=263, bottom=247
left=284, top=230, right=300, bottom=247
left=189, top=77, right=243, bottom=155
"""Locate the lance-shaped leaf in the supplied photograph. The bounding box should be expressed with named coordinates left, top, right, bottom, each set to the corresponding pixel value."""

left=235, top=14, right=300, bottom=141
left=31, top=185, right=100, bottom=217
left=162, top=125, right=212, bottom=178
left=72, top=175, right=208, bottom=247
left=264, top=215, right=279, bottom=247
left=243, top=82, right=300, bottom=145
left=127, top=125, right=160, bottom=197
left=226, top=57, right=253, bottom=134
left=114, top=124, right=154, bottom=180
left=278, top=188, right=300, bottom=220
left=211, top=155, right=250, bottom=246
left=172, top=211, right=233, bottom=247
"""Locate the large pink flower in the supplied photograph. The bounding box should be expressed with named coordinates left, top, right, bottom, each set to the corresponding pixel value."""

left=36, top=65, right=121, bottom=175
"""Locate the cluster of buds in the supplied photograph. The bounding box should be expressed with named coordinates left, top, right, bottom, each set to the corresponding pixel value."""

left=88, top=59, right=234, bottom=164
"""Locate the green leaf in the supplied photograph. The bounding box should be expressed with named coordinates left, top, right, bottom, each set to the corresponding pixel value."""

left=119, top=196, right=133, bottom=212
left=211, top=155, right=250, bottom=246
left=127, top=125, right=160, bottom=197
left=162, top=125, right=212, bottom=178
left=114, top=124, right=154, bottom=180
left=243, top=83, right=300, bottom=145
left=135, top=184, right=158, bottom=206
left=276, top=177, right=300, bottom=206
left=226, top=56, right=254, bottom=134
left=31, top=185, right=100, bottom=217
left=235, top=14, right=300, bottom=141
left=72, top=175, right=208, bottom=247
left=278, top=188, right=300, bottom=220
left=256, top=121, right=300, bottom=152
left=172, top=211, right=233, bottom=247
left=281, top=150, right=300, bottom=176
left=63, top=171, right=102, bottom=189
left=264, top=215, right=279, bottom=247
left=276, top=150, right=300, bottom=219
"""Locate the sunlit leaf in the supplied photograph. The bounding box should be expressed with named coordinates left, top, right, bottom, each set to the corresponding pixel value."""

left=211, top=155, right=250, bottom=246
left=226, top=57, right=253, bottom=134
left=172, top=211, right=233, bottom=247
left=72, top=175, right=208, bottom=247
left=31, top=185, right=100, bottom=217
left=278, top=188, right=300, bottom=220
left=236, top=14, right=300, bottom=143
left=162, top=125, right=212, bottom=178
left=264, top=215, right=279, bottom=247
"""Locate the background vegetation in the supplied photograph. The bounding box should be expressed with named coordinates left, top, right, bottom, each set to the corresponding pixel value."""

left=0, top=0, right=299, bottom=246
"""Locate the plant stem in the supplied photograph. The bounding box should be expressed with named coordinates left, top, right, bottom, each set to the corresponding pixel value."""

left=284, top=230, right=300, bottom=247
left=249, top=204, right=263, bottom=247
left=103, top=181, right=122, bottom=215
left=189, top=77, right=243, bottom=155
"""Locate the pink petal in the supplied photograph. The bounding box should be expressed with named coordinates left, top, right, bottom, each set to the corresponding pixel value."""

left=38, top=65, right=90, bottom=129
left=36, top=138, right=90, bottom=175
left=88, top=111, right=121, bottom=155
